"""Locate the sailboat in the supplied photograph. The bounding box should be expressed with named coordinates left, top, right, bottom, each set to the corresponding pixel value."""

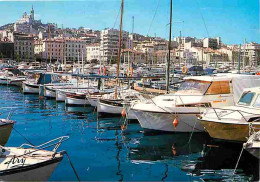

left=0, top=118, right=14, bottom=146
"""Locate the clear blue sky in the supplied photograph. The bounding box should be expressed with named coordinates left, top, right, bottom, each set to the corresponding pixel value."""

left=0, top=0, right=259, bottom=44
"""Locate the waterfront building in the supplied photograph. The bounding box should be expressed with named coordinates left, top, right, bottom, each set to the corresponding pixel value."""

left=14, top=33, right=35, bottom=62
left=100, top=28, right=131, bottom=63
left=241, top=42, right=260, bottom=66
left=0, top=30, right=14, bottom=42
left=121, top=49, right=145, bottom=64
left=86, top=43, right=100, bottom=62
left=35, top=37, right=86, bottom=63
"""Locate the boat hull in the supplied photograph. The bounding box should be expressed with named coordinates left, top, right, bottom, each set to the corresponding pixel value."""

left=45, top=88, right=56, bottom=98
left=56, top=90, right=66, bottom=102
left=97, top=100, right=123, bottom=115
left=245, top=147, right=260, bottom=159
left=0, top=79, right=8, bottom=85
left=133, top=110, right=204, bottom=132
left=200, top=120, right=260, bottom=142
left=22, top=83, right=39, bottom=94
left=88, top=97, right=98, bottom=107
left=0, top=157, right=62, bottom=181
left=65, top=97, right=89, bottom=106
left=0, top=123, right=13, bottom=146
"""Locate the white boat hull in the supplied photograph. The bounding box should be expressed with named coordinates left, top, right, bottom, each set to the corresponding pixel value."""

left=0, top=160, right=60, bottom=181
left=133, top=110, right=204, bottom=132
left=56, top=90, right=66, bottom=102
left=22, top=83, right=39, bottom=94
left=88, top=97, right=98, bottom=107
left=65, top=97, right=89, bottom=106
left=45, top=89, right=56, bottom=98
left=97, top=101, right=123, bottom=114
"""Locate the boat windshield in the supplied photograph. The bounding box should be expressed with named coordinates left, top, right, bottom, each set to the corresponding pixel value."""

left=176, top=80, right=210, bottom=95
left=253, top=94, right=260, bottom=107
left=238, top=92, right=255, bottom=106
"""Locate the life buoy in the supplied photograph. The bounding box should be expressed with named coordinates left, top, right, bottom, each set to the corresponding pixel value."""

left=182, top=66, right=188, bottom=74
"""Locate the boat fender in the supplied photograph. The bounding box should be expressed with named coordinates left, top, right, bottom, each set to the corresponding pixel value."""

left=121, top=108, right=126, bottom=118
left=182, top=66, right=188, bottom=74
left=173, top=118, right=179, bottom=129
left=121, top=124, right=127, bottom=130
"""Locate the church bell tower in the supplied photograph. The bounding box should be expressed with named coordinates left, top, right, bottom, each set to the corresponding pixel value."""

left=30, top=5, right=34, bottom=21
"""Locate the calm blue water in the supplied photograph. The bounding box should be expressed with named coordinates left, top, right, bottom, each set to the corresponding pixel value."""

left=0, top=85, right=258, bottom=181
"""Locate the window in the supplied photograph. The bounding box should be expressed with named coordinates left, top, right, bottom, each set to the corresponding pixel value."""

left=206, top=81, right=230, bottom=95
left=253, top=94, right=260, bottom=107
left=176, top=80, right=210, bottom=95
left=238, top=92, right=255, bottom=106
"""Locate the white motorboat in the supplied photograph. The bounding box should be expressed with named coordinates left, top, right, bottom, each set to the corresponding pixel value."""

left=0, top=136, right=69, bottom=181
left=244, top=131, right=260, bottom=159
left=0, top=119, right=14, bottom=146
left=199, top=87, right=260, bottom=142
left=131, top=74, right=260, bottom=133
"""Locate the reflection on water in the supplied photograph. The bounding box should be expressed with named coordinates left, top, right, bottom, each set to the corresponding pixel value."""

left=0, top=85, right=258, bottom=181
left=182, top=142, right=259, bottom=181
left=128, top=133, right=211, bottom=161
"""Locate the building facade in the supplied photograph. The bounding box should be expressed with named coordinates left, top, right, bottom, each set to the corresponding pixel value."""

left=14, top=33, right=35, bottom=62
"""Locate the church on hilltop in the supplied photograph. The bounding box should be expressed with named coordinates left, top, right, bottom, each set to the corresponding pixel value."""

left=14, top=6, right=41, bottom=34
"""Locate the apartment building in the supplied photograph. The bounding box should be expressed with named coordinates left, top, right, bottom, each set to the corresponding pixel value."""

left=100, top=28, right=131, bottom=63
left=14, top=33, right=35, bottom=61
left=35, top=37, right=86, bottom=63
left=203, top=37, right=221, bottom=49
left=86, top=43, right=100, bottom=62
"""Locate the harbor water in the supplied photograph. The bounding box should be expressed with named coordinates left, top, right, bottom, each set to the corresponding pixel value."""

left=1, top=85, right=258, bottom=181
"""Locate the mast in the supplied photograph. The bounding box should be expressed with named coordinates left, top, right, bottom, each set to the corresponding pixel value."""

left=243, top=38, right=246, bottom=71
left=166, top=0, right=173, bottom=93
left=48, top=24, right=51, bottom=65
left=115, top=0, right=124, bottom=99
left=238, top=44, right=241, bottom=74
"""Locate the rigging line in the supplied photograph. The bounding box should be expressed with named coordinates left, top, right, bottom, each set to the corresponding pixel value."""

left=147, top=0, right=161, bottom=36
left=194, top=0, right=210, bottom=37
left=108, top=3, right=122, bottom=65
left=113, top=4, right=122, bottom=29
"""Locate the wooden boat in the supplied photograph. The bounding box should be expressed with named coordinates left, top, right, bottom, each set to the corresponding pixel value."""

left=0, top=119, right=14, bottom=146
left=243, top=131, right=260, bottom=159
left=0, top=136, right=68, bottom=181
left=65, top=92, right=90, bottom=106
left=199, top=87, right=260, bottom=142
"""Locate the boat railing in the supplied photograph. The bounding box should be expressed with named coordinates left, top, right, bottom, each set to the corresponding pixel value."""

left=206, top=108, right=260, bottom=122
left=20, top=136, right=70, bottom=153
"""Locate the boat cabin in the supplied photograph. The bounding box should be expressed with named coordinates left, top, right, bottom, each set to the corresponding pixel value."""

left=237, top=87, right=260, bottom=109
left=176, top=75, right=232, bottom=96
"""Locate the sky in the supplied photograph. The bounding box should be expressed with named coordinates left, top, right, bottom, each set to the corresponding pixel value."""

left=0, top=0, right=259, bottom=44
